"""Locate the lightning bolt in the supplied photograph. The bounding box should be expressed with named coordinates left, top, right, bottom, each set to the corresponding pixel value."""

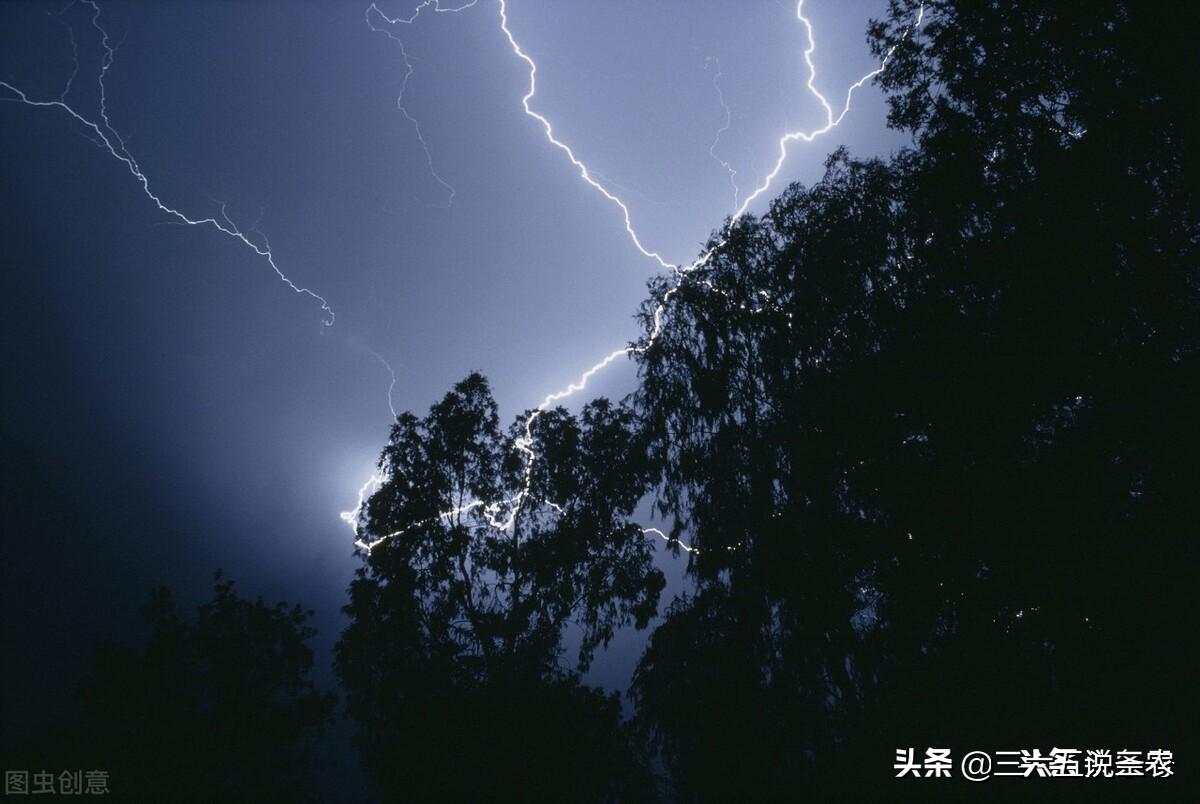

left=705, top=56, right=740, bottom=210
left=493, top=0, right=681, bottom=272
left=346, top=0, right=925, bottom=554
left=0, top=0, right=336, bottom=327
left=364, top=347, right=400, bottom=420
left=643, top=527, right=695, bottom=555
left=0, top=1, right=878, bottom=556
left=366, top=0, right=478, bottom=208
left=49, top=6, right=81, bottom=104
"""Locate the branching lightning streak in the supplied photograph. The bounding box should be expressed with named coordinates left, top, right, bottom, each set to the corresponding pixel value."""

left=0, top=0, right=336, bottom=326
left=347, top=0, right=925, bottom=554
left=705, top=56, right=740, bottom=210
left=366, top=1, right=475, bottom=208
left=494, top=0, right=678, bottom=272
left=49, top=6, right=81, bottom=103
left=342, top=473, right=386, bottom=532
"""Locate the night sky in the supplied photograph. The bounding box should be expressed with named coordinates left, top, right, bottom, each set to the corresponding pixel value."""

left=1, top=0, right=905, bottom=752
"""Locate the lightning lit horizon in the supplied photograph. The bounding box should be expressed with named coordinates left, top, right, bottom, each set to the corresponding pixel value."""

left=347, top=0, right=926, bottom=554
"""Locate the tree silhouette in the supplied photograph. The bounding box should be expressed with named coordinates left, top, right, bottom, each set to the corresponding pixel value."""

left=330, top=3, right=1195, bottom=799
left=628, top=1, right=1197, bottom=798
left=5, top=574, right=336, bottom=802
left=337, top=373, right=664, bottom=801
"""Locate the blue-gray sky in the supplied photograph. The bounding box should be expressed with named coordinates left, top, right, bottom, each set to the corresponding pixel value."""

left=1, top=0, right=908, bottom=744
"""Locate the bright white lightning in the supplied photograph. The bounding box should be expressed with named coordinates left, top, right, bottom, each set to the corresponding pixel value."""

left=342, top=473, right=387, bottom=532
left=0, top=0, right=336, bottom=327
left=494, top=0, right=679, bottom=273
left=643, top=527, right=695, bottom=555
left=346, top=0, right=925, bottom=554
left=729, top=1, right=926, bottom=223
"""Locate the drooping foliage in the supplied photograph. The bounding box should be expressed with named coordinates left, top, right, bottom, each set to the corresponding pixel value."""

left=336, top=2, right=1196, bottom=799
left=629, top=1, right=1197, bottom=797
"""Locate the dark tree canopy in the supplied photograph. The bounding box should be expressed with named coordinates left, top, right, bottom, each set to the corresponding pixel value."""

left=628, top=1, right=1197, bottom=799
left=328, top=2, right=1197, bottom=800
left=337, top=373, right=663, bottom=800
left=4, top=3, right=1195, bottom=802
left=5, top=574, right=336, bottom=803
